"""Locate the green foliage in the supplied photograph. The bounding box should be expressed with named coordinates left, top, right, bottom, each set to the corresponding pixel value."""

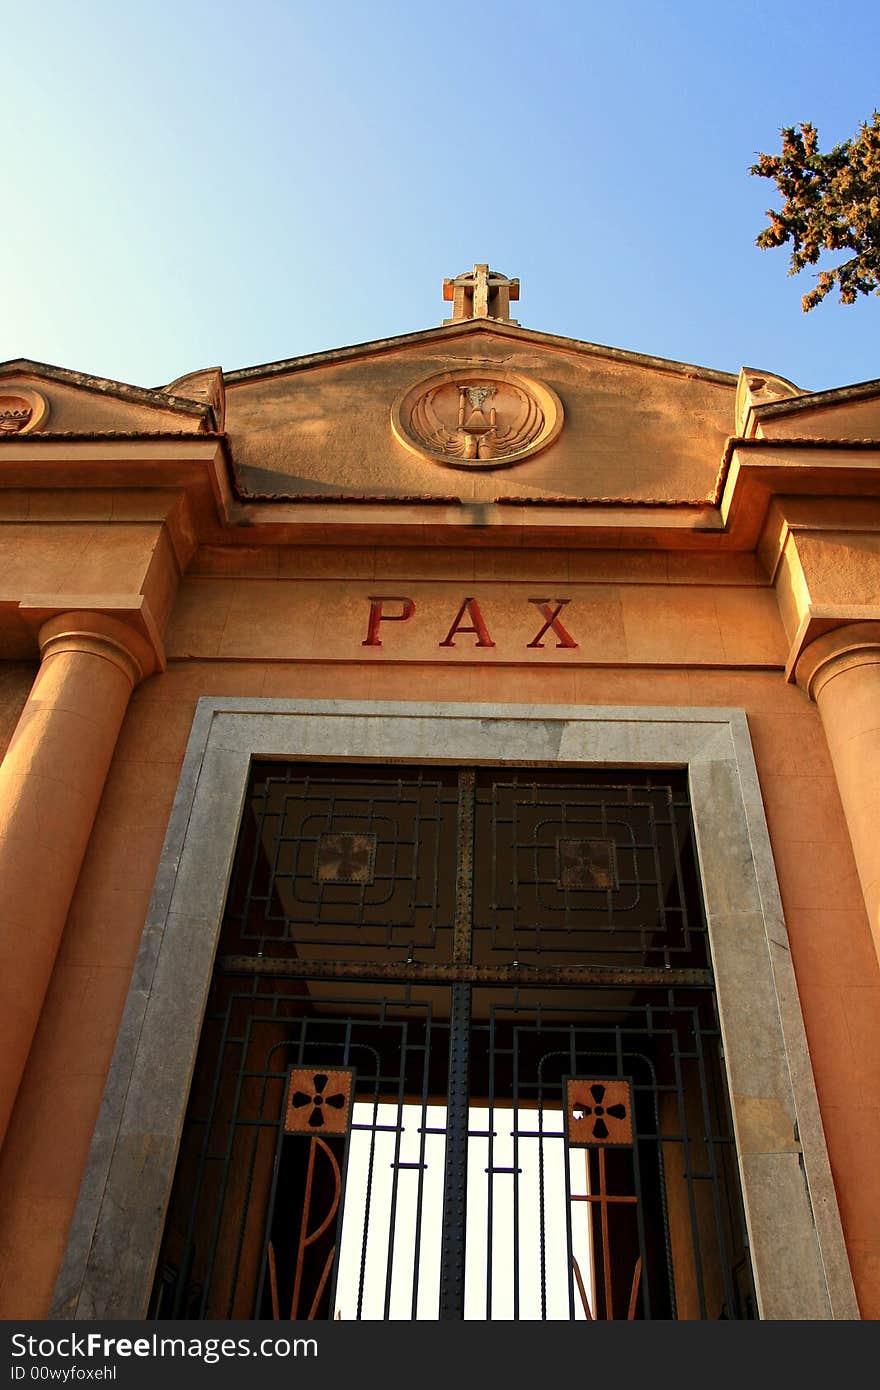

left=750, top=112, right=880, bottom=311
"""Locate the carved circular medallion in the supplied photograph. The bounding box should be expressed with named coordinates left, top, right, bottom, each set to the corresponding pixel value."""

left=0, top=387, right=49, bottom=436
left=391, top=368, right=563, bottom=470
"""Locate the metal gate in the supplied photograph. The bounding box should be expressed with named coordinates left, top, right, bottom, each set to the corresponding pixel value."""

left=152, top=763, right=755, bottom=1320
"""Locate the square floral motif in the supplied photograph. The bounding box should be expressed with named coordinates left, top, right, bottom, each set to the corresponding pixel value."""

left=284, top=1068, right=355, bottom=1136
left=313, top=832, right=377, bottom=885
left=556, top=838, right=618, bottom=891
left=566, top=1078, right=633, bottom=1146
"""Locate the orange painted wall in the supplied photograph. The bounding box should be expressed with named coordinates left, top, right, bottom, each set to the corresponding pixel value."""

left=0, top=565, right=878, bottom=1318
left=0, top=664, right=35, bottom=759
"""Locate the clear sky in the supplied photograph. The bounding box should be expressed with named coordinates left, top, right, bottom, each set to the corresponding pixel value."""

left=3, top=0, right=877, bottom=393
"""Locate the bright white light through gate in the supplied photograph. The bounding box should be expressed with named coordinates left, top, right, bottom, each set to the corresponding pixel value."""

left=334, top=1102, right=594, bottom=1319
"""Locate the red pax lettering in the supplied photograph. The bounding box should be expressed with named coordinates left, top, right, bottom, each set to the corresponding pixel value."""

left=362, top=596, right=416, bottom=646
left=438, top=597, right=496, bottom=648
left=362, top=596, right=579, bottom=650
left=526, top=598, right=578, bottom=649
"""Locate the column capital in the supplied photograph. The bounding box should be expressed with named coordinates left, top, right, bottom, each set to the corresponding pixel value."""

left=794, top=620, right=880, bottom=702
left=37, top=610, right=158, bottom=688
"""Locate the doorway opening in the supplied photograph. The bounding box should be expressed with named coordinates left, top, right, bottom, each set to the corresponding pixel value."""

left=152, top=762, right=755, bottom=1320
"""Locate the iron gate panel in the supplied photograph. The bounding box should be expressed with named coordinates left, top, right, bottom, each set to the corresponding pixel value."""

left=471, top=770, right=708, bottom=968
left=466, top=986, right=751, bottom=1319
left=222, top=765, right=461, bottom=963
left=153, top=761, right=755, bottom=1320
left=153, top=979, right=453, bottom=1320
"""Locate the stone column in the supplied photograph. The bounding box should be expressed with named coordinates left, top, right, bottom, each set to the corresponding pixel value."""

left=795, top=621, right=880, bottom=962
left=0, top=611, right=155, bottom=1150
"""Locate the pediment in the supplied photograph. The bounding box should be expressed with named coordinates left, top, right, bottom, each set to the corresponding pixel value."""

left=751, top=376, right=880, bottom=444
left=224, top=321, right=738, bottom=505
left=0, top=359, right=217, bottom=437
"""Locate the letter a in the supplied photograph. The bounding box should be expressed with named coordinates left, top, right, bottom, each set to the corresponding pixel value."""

left=439, top=597, right=495, bottom=648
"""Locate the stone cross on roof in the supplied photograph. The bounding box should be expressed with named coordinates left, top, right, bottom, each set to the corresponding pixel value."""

left=442, top=264, right=520, bottom=325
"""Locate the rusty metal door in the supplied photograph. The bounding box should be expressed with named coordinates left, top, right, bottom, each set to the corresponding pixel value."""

left=153, top=763, right=754, bottom=1320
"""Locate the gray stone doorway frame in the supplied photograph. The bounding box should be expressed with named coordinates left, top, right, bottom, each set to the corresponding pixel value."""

left=53, top=699, right=858, bottom=1320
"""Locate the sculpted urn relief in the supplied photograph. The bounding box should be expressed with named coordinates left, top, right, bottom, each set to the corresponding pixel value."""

left=391, top=367, right=564, bottom=470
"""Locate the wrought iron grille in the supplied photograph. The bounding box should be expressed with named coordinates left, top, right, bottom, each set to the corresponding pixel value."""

left=222, top=765, right=461, bottom=963
left=153, top=762, right=754, bottom=1321
left=472, top=768, right=706, bottom=967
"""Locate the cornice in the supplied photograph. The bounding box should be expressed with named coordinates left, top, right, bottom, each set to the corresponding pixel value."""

left=751, top=375, right=880, bottom=422
left=0, top=359, right=212, bottom=421
left=223, top=319, right=738, bottom=388
left=0, top=432, right=877, bottom=556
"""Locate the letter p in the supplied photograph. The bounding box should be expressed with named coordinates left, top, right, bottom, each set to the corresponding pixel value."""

left=362, top=596, right=416, bottom=647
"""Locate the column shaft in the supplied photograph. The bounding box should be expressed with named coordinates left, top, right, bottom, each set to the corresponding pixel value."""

left=0, top=613, right=153, bottom=1150
left=796, top=623, right=880, bottom=961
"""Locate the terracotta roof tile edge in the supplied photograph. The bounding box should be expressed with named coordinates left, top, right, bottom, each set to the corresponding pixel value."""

left=720, top=435, right=880, bottom=470
left=233, top=488, right=463, bottom=504
left=222, top=320, right=738, bottom=387
left=0, top=430, right=224, bottom=441
left=493, top=495, right=714, bottom=508
left=0, top=360, right=210, bottom=417
left=751, top=377, right=880, bottom=418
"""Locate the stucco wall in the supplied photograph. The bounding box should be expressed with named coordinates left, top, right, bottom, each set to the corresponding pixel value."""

left=0, top=552, right=877, bottom=1317
left=226, top=332, right=735, bottom=503
left=0, top=664, right=36, bottom=760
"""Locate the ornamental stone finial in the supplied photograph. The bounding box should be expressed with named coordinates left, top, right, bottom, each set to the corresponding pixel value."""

left=442, top=265, right=520, bottom=324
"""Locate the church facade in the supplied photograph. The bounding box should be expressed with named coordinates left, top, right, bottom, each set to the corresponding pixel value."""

left=0, top=267, right=878, bottom=1320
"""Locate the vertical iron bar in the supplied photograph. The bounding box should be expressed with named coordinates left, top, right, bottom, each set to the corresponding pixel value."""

left=252, top=1010, right=308, bottom=1319
left=440, top=768, right=476, bottom=1318
left=563, top=1026, right=577, bottom=1321
left=226, top=1025, right=279, bottom=1316
left=538, top=1061, right=550, bottom=1320
left=410, top=1007, right=433, bottom=1318
left=452, top=769, right=475, bottom=965
left=645, top=792, right=668, bottom=956
left=668, top=787, right=695, bottom=960
left=616, top=1024, right=652, bottom=1320
left=671, top=1002, right=708, bottom=1318
left=597, top=1148, right=614, bottom=1320
left=172, top=986, right=234, bottom=1318
left=325, top=1019, right=354, bottom=1320
left=439, top=982, right=471, bottom=1319
left=486, top=1009, right=495, bottom=1319
left=355, top=1059, right=381, bottom=1321
left=199, top=1005, right=261, bottom=1317
left=691, top=1004, right=737, bottom=1318
left=253, top=1060, right=292, bottom=1320
left=511, top=1024, right=521, bottom=1321
left=382, top=1021, right=409, bottom=1318
left=427, top=774, right=443, bottom=951
left=239, top=777, right=270, bottom=949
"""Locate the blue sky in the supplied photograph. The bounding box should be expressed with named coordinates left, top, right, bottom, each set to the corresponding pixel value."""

left=3, top=0, right=878, bottom=392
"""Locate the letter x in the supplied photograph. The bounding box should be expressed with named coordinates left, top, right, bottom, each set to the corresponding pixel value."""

left=527, top=599, right=578, bottom=649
